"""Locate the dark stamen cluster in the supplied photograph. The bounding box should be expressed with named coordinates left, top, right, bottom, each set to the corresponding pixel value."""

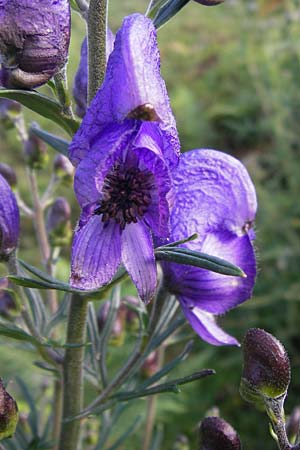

left=94, top=165, right=154, bottom=230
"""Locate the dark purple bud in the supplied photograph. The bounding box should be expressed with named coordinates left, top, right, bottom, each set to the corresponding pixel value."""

left=0, top=163, right=17, bottom=188
left=240, top=328, right=291, bottom=403
left=0, top=174, right=20, bottom=261
left=0, top=0, right=70, bottom=89
left=73, top=29, right=115, bottom=117
left=46, top=197, right=72, bottom=247
left=194, top=0, right=224, bottom=5
left=24, top=129, right=48, bottom=170
left=199, top=417, right=241, bottom=450
left=141, top=351, right=159, bottom=377
left=53, top=154, right=74, bottom=186
left=0, top=278, right=17, bottom=317
left=0, top=379, right=18, bottom=440
left=286, top=407, right=300, bottom=443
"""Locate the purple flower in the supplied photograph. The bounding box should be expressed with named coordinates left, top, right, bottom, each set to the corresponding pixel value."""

left=69, top=14, right=180, bottom=169
left=73, top=29, right=115, bottom=118
left=0, top=0, right=70, bottom=89
left=70, top=14, right=179, bottom=303
left=0, top=174, right=20, bottom=261
left=162, top=149, right=257, bottom=346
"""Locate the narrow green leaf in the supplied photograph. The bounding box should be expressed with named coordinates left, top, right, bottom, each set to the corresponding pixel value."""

left=0, top=89, right=79, bottom=136
left=114, top=369, right=215, bottom=401
left=150, top=0, right=190, bottom=29
left=155, top=247, right=246, bottom=277
left=160, top=233, right=198, bottom=248
left=31, top=127, right=69, bottom=156
left=0, top=321, right=39, bottom=345
left=140, top=340, right=194, bottom=389
left=15, top=260, right=128, bottom=298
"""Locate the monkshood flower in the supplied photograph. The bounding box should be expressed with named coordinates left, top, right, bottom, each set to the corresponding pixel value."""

left=73, top=29, right=115, bottom=118
left=0, top=174, right=20, bottom=261
left=162, top=149, right=257, bottom=346
left=70, top=14, right=180, bottom=303
left=0, top=0, right=70, bottom=89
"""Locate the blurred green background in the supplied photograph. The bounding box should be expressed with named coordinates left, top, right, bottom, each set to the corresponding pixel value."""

left=1, top=0, right=300, bottom=449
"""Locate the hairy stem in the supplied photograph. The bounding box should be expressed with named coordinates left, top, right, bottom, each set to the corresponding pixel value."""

left=53, top=378, right=63, bottom=450
left=54, top=68, right=74, bottom=118
left=265, top=396, right=292, bottom=450
left=87, top=0, right=107, bottom=103
left=58, top=295, right=88, bottom=450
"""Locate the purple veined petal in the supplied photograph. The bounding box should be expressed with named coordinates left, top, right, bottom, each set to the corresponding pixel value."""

left=132, top=144, right=172, bottom=238
left=70, top=13, right=180, bottom=167
left=70, top=216, right=121, bottom=290
left=73, top=28, right=115, bottom=118
left=73, top=121, right=140, bottom=206
left=180, top=299, right=239, bottom=346
left=0, top=174, right=20, bottom=260
left=170, top=149, right=257, bottom=242
left=166, top=230, right=256, bottom=315
left=121, top=222, right=157, bottom=304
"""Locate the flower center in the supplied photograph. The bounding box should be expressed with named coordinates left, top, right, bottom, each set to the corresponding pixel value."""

left=94, top=164, right=154, bottom=230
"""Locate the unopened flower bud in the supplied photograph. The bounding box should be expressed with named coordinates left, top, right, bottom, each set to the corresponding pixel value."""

left=240, top=328, right=291, bottom=405
left=199, top=417, right=241, bottom=450
left=0, top=0, right=70, bottom=89
left=24, top=129, right=48, bottom=170
left=0, top=379, right=18, bottom=440
left=141, top=351, right=159, bottom=377
left=0, top=278, right=17, bottom=317
left=194, top=0, right=224, bottom=5
left=46, top=197, right=72, bottom=247
left=0, top=174, right=20, bottom=261
left=0, top=163, right=17, bottom=188
left=286, top=407, right=300, bottom=443
left=0, top=98, right=21, bottom=129
left=73, top=29, right=115, bottom=117
left=53, top=154, right=74, bottom=186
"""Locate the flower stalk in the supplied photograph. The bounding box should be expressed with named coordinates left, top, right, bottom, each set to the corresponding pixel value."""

left=87, top=0, right=108, bottom=103
left=58, top=294, right=89, bottom=450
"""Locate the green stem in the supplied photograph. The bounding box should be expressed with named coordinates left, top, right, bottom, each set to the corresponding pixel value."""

left=58, top=295, right=89, bottom=450
left=54, top=68, right=74, bottom=118
left=87, top=0, right=107, bottom=103
left=53, top=378, right=63, bottom=450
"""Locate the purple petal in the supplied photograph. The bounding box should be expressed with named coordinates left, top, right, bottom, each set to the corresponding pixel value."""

left=0, top=174, right=20, bottom=259
left=170, top=149, right=257, bottom=242
left=121, top=222, right=157, bottom=304
left=73, top=121, right=140, bottom=206
left=180, top=299, right=239, bottom=346
left=73, top=29, right=115, bottom=118
left=166, top=230, right=256, bottom=314
left=70, top=216, right=121, bottom=290
left=70, top=13, right=179, bottom=167
left=133, top=145, right=172, bottom=238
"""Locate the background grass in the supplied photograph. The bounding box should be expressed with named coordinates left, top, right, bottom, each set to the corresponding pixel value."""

left=1, top=0, right=300, bottom=448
